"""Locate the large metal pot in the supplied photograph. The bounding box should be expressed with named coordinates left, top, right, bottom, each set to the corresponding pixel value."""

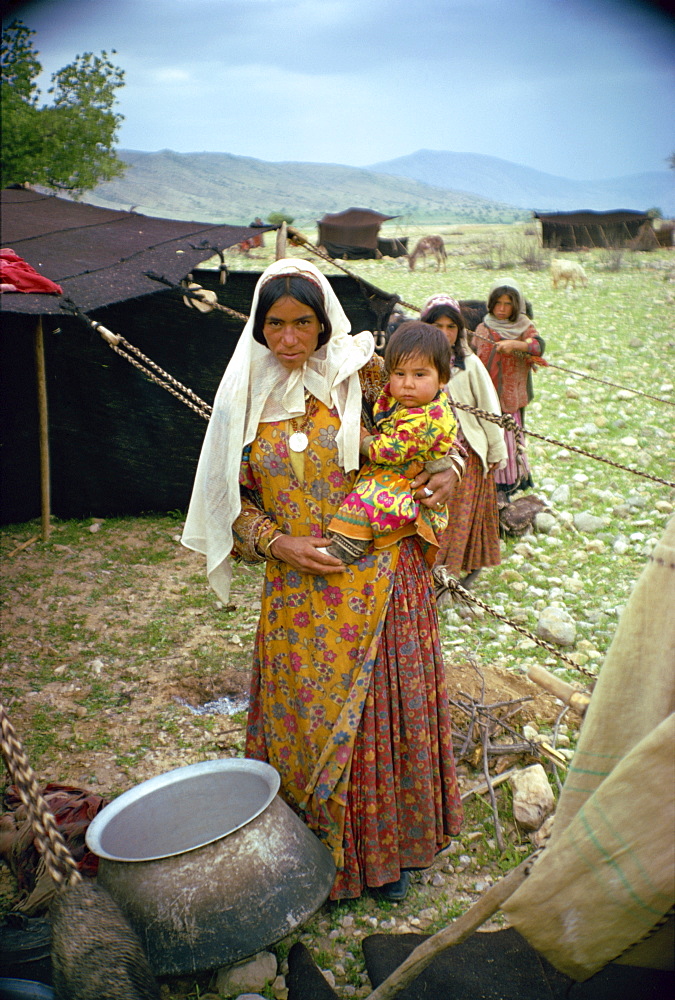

left=85, top=758, right=335, bottom=975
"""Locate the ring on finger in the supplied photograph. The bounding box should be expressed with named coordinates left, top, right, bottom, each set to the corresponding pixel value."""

left=422, top=486, right=433, bottom=498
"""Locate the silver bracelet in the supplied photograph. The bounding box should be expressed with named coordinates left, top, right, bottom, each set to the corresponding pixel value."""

left=261, top=532, right=283, bottom=558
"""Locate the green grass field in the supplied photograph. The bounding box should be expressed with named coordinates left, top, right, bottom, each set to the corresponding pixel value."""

left=1, top=222, right=672, bottom=998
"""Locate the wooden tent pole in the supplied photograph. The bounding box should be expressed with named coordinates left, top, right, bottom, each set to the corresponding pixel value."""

left=275, top=221, right=288, bottom=260
left=33, top=317, right=51, bottom=541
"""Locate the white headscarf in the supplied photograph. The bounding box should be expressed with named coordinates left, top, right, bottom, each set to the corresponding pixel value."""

left=484, top=278, right=532, bottom=337
left=181, top=258, right=375, bottom=600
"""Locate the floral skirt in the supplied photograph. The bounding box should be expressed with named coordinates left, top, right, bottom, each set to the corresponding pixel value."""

left=330, top=537, right=463, bottom=898
left=435, top=448, right=502, bottom=577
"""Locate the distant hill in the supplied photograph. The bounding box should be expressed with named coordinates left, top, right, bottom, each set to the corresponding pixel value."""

left=87, top=150, right=529, bottom=225
left=369, top=150, right=675, bottom=216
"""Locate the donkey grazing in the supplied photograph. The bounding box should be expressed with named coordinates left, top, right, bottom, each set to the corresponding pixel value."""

left=408, top=235, right=447, bottom=271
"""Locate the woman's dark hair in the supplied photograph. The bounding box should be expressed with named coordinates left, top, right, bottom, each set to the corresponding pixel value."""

left=487, top=286, right=520, bottom=320
left=419, top=303, right=467, bottom=371
left=384, top=321, right=452, bottom=385
left=252, top=274, right=332, bottom=348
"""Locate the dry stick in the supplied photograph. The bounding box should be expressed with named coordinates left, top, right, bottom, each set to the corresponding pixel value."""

left=458, top=702, right=478, bottom=757
left=364, top=859, right=531, bottom=1000
left=0, top=703, right=81, bottom=888
left=461, top=768, right=517, bottom=801
left=451, top=697, right=557, bottom=769
left=6, top=535, right=39, bottom=558
left=481, top=716, right=505, bottom=851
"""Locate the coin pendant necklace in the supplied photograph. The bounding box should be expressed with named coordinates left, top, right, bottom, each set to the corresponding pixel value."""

left=287, top=391, right=313, bottom=452
left=289, top=430, right=308, bottom=452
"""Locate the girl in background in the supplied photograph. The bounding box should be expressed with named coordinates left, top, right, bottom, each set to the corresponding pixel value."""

left=421, top=294, right=507, bottom=589
left=473, top=280, right=545, bottom=498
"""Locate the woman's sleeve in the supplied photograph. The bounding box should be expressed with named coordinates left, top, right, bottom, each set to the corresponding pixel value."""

left=231, top=451, right=282, bottom=563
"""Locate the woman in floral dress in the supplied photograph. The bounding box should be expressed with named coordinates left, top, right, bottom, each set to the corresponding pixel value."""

left=182, top=260, right=463, bottom=901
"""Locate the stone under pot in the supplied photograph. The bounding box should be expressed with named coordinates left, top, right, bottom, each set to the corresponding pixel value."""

left=85, top=758, right=336, bottom=975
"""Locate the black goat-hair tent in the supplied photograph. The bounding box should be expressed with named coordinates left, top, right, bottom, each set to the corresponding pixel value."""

left=0, top=190, right=398, bottom=524
left=317, top=207, right=397, bottom=260
left=533, top=209, right=650, bottom=250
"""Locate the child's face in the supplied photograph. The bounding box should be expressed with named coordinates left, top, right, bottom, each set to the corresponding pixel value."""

left=432, top=314, right=459, bottom=347
left=389, top=353, right=441, bottom=408
left=493, top=294, right=516, bottom=322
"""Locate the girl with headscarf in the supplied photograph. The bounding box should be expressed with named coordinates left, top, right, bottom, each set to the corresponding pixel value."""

left=182, top=260, right=463, bottom=901
left=474, top=280, right=545, bottom=497
left=421, top=294, right=507, bottom=589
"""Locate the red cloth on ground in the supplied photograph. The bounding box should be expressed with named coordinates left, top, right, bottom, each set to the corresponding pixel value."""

left=3, top=782, right=108, bottom=886
left=0, top=248, right=63, bottom=294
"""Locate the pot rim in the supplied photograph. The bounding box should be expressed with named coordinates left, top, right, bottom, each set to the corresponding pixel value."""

left=85, top=758, right=281, bottom=862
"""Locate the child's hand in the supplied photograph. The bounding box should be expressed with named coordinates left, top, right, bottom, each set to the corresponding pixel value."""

left=495, top=339, right=521, bottom=354
left=359, top=424, right=370, bottom=442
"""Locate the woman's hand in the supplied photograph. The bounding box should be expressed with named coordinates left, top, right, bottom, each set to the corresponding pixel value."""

left=269, top=534, right=345, bottom=575
left=411, top=467, right=459, bottom=509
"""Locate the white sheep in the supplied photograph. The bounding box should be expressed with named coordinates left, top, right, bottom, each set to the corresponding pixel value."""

left=551, top=259, right=588, bottom=289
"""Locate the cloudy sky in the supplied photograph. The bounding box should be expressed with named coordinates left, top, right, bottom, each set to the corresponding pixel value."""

left=5, top=0, right=675, bottom=180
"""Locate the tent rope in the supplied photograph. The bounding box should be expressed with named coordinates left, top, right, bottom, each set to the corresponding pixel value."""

left=62, top=288, right=674, bottom=489
left=107, top=336, right=212, bottom=421
left=449, top=399, right=675, bottom=490
left=60, top=298, right=212, bottom=421
left=0, top=702, right=81, bottom=887
left=143, top=270, right=249, bottom=321
left=433, top=570, right=597, bottom=682
left=468, top=328, right=675, bottom=407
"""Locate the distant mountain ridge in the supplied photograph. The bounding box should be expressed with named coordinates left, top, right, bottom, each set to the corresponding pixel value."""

left=369, top=149, right=675, bottom=216
left=86, top=148, right=675, bottom=225
left=88, top=150, right=527, bottom=226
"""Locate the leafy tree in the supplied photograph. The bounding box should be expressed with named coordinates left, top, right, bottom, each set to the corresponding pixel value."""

left=267, top=210, right=295, bottom=225
left=1, top=20, right=126, bottom=194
